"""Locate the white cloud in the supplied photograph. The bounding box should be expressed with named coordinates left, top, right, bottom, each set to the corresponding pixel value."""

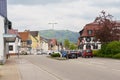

left=7, top=0, right=120, bottom=32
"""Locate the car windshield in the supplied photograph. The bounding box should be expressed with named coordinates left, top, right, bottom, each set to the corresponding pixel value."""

left=86, top=49, right=92, bottom=53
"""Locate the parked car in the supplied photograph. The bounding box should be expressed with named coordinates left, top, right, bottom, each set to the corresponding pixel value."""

left=76, top=50, right=82, bottom=57
left=82, top=49, right=93, bottom=58
left=47, top=50, right=53, bottom=55
left=37, top=51, right=42, bottom=55
left=41, top=51, right=48, bottom=54
left=47, top=50, right=61, bottom=55
left=61, top=50, right=67, bottom=57
left=61, top=50, right=78, bottom=59
left=68, top=50, right=78, bottom=59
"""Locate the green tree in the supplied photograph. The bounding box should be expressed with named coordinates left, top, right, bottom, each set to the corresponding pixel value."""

left=69, top=43, right=77, bottom=50
left=64, top=39, right=70, bottom=49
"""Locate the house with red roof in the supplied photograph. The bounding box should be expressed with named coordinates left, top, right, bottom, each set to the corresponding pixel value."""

left=78, top=22, right=102, bottom=50
left=78, top=20, right=120, bottom=50
left=48, top=38, right=59, bottom=51
left=18, top=31, right=31, bottom=54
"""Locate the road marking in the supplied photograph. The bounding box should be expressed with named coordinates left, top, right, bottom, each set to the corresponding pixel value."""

left=111, top=69, right=120, bottom=72
left=17, top=58, right=68, bottom=80
left=69, top=59, right=107, bottom=69
left=33, top=65, right=63, bottom=80
left=90, top=61, right=104, bottom=65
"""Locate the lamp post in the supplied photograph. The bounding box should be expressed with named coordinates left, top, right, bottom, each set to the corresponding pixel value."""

left=48, top=22, right=58, bottom=30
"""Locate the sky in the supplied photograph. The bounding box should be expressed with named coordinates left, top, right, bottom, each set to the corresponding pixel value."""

left=7, top=0, right=120, bottom=32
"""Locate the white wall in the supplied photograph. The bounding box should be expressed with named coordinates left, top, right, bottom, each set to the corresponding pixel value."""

left=40, top=41, right=49, bottom=52
left=42, top=42, right=48, bottom=51
left=8, top=37, right=21, bottom=54
left=0, top=15, right=5, bottom=64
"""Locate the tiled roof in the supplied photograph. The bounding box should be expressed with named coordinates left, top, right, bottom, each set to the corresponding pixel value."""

left=8, top=29, right=21, bottom=38
left=50, top=38, right=57, bottom=45
left=8, top=29, right=18, bottom=35
left=30, top=31, right=38, bottom=37
left=40, top=36, right=49, bottom=43
left=81, top=22, right=102, bottom=37
left=80, top=21, right=120, bottom=37
left=18, top=32, right=29, bottom=41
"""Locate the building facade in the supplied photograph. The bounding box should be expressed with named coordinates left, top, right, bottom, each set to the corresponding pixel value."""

left=0, top=0, right=17, bottom=64
left=7, top=29, right=21, bottom=55
left=40, top=36, right=49, bottom=52
left=19, top=32, right=31, bottom=55
left=0, top=15, right=6, bottom=64
left=0, top=0, right=7, bottom=17
left=78, top=22, right=102, bottom=50
left=78, top=21, right=120, bottom=50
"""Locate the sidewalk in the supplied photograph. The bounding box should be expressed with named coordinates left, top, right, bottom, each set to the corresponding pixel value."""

left=0, top=56, right=20, bottom=80
left=0, top=56, right=62, bottom=80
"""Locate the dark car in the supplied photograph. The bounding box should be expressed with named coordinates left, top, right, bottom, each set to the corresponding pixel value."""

left=61, top=50, right=78, bottom=59
left=82, top=49, right=93, bottom=58
left=67, top=50, right=78, bottom=59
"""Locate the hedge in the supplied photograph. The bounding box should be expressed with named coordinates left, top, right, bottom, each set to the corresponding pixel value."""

left=93, top=41, right=120, bottom=59
left=51, top=53, right=60, bottom=57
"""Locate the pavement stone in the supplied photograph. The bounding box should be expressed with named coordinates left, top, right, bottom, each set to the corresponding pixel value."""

left=0, top=56, right=62, bottom=80
left=0, top=56, right=20, bottom=80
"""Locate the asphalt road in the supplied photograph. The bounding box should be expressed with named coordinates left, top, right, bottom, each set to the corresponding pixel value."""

left=17, top=55, right=120, bottom=80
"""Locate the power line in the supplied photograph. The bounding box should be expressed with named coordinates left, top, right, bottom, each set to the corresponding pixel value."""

left=48, top=22, right=58, bottom=30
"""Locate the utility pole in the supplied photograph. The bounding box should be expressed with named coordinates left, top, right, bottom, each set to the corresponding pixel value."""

left=48, top=22, right=58, bottom=30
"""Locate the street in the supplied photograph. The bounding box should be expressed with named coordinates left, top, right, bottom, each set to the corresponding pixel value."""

left=15, top=55, right=120, bottom=80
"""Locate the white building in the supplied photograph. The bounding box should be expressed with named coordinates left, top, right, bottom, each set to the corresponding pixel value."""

left=78, top=22, right=102, bottom=50
left=7, top=29, right=21, bottom=55
left=0, top=15, right=6, bottom=64
left=0, top=17, right=21, bottom=64
left=40, top=37, right=49, bottom=52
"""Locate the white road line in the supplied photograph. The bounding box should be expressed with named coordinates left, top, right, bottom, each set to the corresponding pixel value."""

left=17, top=59, right=68, bottom=80
left=111, top=69, right=120, bottom=72
left=89, top=61, right=104, bottom=65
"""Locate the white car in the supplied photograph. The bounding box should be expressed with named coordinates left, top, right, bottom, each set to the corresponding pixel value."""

left=47, top=50, right=54, bottom=55
left=37, top=51, right=42, bottom=55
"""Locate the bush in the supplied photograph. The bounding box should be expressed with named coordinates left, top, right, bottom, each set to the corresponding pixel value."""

left=100, top=43, right=108, bottom=54
left=51, top=53, right=60, bottom=57
left=113, top=53, right=120, bottom=59
left=94, top=41, right=120, bottom=59
left=105, top=41, right=120, bottom=55
left=93, top=50, right=99, bottom=56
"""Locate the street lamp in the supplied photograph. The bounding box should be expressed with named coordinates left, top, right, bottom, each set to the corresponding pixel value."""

left=48, top=22, right=58, bottom=30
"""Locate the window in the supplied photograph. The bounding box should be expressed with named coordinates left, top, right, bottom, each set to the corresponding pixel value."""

left=9, top=45, right=13, bottom=51
left=93, top=43, right=98, bottom=49
left=87, top=30, right=92, bottom=35
left=86, top=43, right=91, bottom=49
left=86, top=37, right=91, bottom=42
left=8, top=21, right=12, bottom=29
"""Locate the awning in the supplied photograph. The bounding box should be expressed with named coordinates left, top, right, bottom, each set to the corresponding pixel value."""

left=3, top=34, right=16, bottom=42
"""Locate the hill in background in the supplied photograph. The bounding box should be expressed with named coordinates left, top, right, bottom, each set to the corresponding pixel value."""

left=39, top=29, right=79, bottom=43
